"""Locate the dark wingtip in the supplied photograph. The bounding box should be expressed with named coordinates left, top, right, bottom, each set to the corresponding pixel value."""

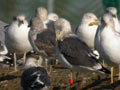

left=99, top=66, right=111, bottom=74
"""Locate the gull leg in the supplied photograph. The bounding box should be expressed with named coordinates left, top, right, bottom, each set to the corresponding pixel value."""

left=23, top=52, right=26, bottom=64
left=118, top=65, right=120, bottom=80
left=111, top=67, right=114, bottom=84
left=49, top=63, right=52, bottom=74
left=14, top=53, right=17, bottom=71
left=75, top=72, right=79, bottom=80
left=39, top=56, right=43, bottom=67
left=45, top=58, right=48, bottom=70
left=102, top=60, right=105, bottom=66
left=102, top=60, right=107, bottom=68
left=71, top=72, right=73, bottom=78
left=69, top=71, right=73, bottom=85
left=9, top=53, right=18, bottom=73
left=56, top=59, right=59, bottom=65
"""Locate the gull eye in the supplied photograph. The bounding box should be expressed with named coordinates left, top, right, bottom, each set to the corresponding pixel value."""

left=13, top=16, right=17, bottom=21
left=88, top=16, right=92, bottom=18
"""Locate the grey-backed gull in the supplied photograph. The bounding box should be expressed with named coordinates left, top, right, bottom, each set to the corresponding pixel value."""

left=55, top=18, right=110, bottom=74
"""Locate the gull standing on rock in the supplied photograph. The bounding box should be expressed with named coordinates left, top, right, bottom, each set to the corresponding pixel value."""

left=95, top=13, right=120, bottom=83
left=20, top=57, right=50, bottom=90
left=5, top=14, right=32, bottom=71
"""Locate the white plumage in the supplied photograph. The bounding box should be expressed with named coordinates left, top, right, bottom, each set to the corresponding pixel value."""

left=95, top=10, right=120, bottom=65
left=5, top=15, right=32, bottom=54
left=75, top=13, right=99, bottom=49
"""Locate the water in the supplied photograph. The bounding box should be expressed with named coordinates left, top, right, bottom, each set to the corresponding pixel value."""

left=0, top=0, right=119, bottom=29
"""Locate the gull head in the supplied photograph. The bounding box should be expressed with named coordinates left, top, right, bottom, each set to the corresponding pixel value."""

left=29, top=17, right=44, bottom=33
left=12, top=14, right=27, bottom=27
left=106, top=7, right=117, bottom=18
left=82, top=13, right=99, bottom=26
left=55, top=18, right=72, bottom=40
left=101, top=13, right=113, bottom=27
left=24, top=57, right=41, bottom=70
left=35, top=7, right=48, bottom=21
left=48, top=13, right=59, bottom=22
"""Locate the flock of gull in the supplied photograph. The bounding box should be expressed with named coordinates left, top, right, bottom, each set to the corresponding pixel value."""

left=0, top=6, right=120, bottom=90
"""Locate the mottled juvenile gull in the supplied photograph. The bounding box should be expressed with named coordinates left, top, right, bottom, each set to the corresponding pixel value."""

left=28, top=17, right=46, bottom=56
left=35, top=7, right=48, bottom=29
left=29, top=7, right=58, bottom=70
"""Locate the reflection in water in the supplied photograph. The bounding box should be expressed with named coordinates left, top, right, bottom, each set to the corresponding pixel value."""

left=0, top=0, right=119, bottom=28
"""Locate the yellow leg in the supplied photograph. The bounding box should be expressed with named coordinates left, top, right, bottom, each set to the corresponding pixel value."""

left=103, top=60, right=105, bottom=66
left=14, top=53, right=17, bottom=71
left=111, top=67, right=114, bottom=84
left=45, top=58, right=48, bottom=71
left=23, top=52, right=26, bottom=64
left=49, top=65, right=52, bottom=74
left=102, top=60, right=107, bottom=68
left=56, top=59, right=58, bottom=65
left=39, top=56, right=43, bottom=67
left=118, top=65, right=120, bottom=80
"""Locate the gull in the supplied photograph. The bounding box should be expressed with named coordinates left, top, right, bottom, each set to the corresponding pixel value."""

left=48, top=13, right=59, bottom=22
left=95, top=13, right=120, bottom=83
left=35, top=7, right=48, bottom=29
left=0, top=21, right=8, bottom=55
left=29, top=7, right=59, bottom=71
left=20, top=57, right=50, bottom=90
left=106, top=7, right=120, bottom=31
left=28, top=17, right=46, bottom=56
left=0, top=21, right=8, bottom=63
left=75, top=13, right=100, bottom=60
left=55, top=18, right=110, bottom=78
left=48, top=13, right=59, bottom=33
left=5, top=14, right=32, bottom=71
left=35, top=7, right=59, bottom=32
left=75, top=13, right=99, bottom=49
